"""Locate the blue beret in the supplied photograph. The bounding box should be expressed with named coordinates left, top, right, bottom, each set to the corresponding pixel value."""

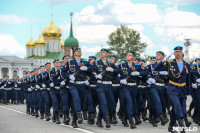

left=140, top=59, right=146, bottom=63
left=62, top=54, right=70, bottom=59
left=156, top=51, right=164, bottom=56
left=128, top=50, right=135, bottom=56
left=195, top=58, right=200, bottom=62
left=151, top=56, right=156, bottom=60
left=101, top=48, right=109, bottom=53
left=110, top=55, right=118, bottom=60
left=89, top=56, right=96, bottom=60
left=45, top=62, right=51, bottom=66
left=174, top=46, right=183, bottom=50
left=26, top=71, right=30, bottom=74
left=74, top=47, right=81, bottom=52
left=53, top=59, right=59, bottom=63
left=135, top=57, right=140, bottom=61
left=40, top=65, right=45, bottom=68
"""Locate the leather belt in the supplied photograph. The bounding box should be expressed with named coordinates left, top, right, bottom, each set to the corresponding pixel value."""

left=140, top=85, right=146, bottom=88
left=14, top=88, right=21, bottom=90
left=197, top=83, right=200, bottom=86
left=112, top=84, right=120, bottom=87
left=97, top=80, right=102, bottom=83
left=127, top=83, right=137, bottom=86
left=101, top=81, right=112, bottom=84
left=156, top=83, right=165, bottom=86
left=169, top=80, right=186, bottom=87
left=70, top=81, right=85, bottom=84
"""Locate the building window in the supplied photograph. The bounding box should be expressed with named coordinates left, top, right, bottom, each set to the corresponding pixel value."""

left=13, top=70, right=17, bottom=78
left=2, top=68, right=8, bottom=79
left=23, top=70, right=26, bottom=77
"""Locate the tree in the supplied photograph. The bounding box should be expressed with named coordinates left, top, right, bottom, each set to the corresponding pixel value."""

left=107, top=25, right=147, bottom=59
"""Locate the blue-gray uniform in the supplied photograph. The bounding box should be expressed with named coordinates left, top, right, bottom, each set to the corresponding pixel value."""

left=0, top=80, right=3, bottom=103
left=65, top=57, right=97, bottom=127
left=95, top=58, right=118, bottom=127
left=190, top=63, right=200, bottom=126
left=35, top=73, right=45, bottom=118
left=41, top=70, right=51, bottom=121
left=119, top=60, right=147, bottom=127
left=146, top=61, right=168, bottom=126
left=60, top=64, right=71, bottom=125
left=30, top=74, right=39, bottom=116
left=154, top=57, right=191, bottom=131
left=3, top=80, right=12, bottom=104
left=49, top=67, right=62, bottom=123
left=13, top=79, right=22, bottom=104
left=24, top=76, right=32, bottom=114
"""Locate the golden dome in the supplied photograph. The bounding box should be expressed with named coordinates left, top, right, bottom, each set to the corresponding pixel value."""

left=35, top=35, right=46, bottom=47
left=61, top=38, right=64, bottom=49
left=42, top=19, right=62, bottom=40
left=26, top=36, right=35, bottom=48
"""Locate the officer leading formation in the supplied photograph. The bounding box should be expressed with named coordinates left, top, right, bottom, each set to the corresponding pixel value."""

left=0, top=46, right=200, bottom=133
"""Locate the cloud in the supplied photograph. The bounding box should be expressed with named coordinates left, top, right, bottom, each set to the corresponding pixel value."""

left=37, top=0, right=93, bottom=4
left=0, top=34, right=26, bottom=57
left=0, top=14, right=28, bottom=25
left=164, top=0, right=200, bottom=5
left=188, top=43, right=200, bottom=59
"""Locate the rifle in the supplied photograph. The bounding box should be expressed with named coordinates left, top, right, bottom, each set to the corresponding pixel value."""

left=155, top=73, right=165, bottom=83
left=126, top=64, right=141, bottom=83
left=74, top=59, right=91, bottom=79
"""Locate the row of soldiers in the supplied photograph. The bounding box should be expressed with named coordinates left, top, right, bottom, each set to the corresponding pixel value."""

left=1, top=47, right=200, bottom=133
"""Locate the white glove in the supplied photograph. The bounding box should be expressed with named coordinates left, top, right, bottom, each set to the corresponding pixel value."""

left=85, top=80, right=89, bottom=86
left=18, top=82, right=21, bottom=84
left=28, top=88, right=32, bottom=91
left=118, top=74, right=121, bottom=77
left=50, top=82, right=54, bottom=87
left=61, top=81, right=65, bottom=86
left=4, top=84, right=6, bottom=87
left=147, top=78, right=156, bottom=84
left=42, top=84, right=46, bottom=88
left=36, top=85, right=40, bottom=89
left=120, top=79, right=127, bottom=85
left=95, top=74, right=102, bottom=79
left=196, top=78, right=200, bottom=83
left=106, top=67, right=113, bottom=72
left=164, top=53, right=173, bottom=61
left=131, top=71, right=140, bottom=76
left=147, top=80, right=152, bottom=85
left=192, top=83, right=197, bottom=89
left=8, top=82, right=11, bottom=84
left=57, top=76, right=60, bottom=80
left=1, top=86, right=4, bottom=89
left=69, top=75, right=75, bottom=81
left=80, top=66, right=88, bottom=71
left=159, top=71, right=168, bottom=75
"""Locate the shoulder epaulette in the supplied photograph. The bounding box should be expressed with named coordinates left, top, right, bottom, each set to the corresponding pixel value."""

left=70, top=59, right=74, bottom=61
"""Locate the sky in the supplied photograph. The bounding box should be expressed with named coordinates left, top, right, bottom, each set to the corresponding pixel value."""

left=0, top=0, right=200, bottom=59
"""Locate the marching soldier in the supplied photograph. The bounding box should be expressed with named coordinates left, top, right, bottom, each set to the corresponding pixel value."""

left=154, top=46, right=191, bottom=133
left=13, top=76, right=22, bottom=104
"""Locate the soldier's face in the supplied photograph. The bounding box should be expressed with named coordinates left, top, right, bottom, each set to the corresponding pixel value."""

left=101, top=51, right=108, bottom=58
left=40, top=67, right=45, bottom=72
left=90, top=58, right=95, bottom=64
left=156, top=53, right=164, bottom=60
left=110, top=57, right=116, bottom=63
left=140, top=61, right=145, bottom=67
left=63, top=56, right=69, bottom=63
left=74, top=49, right=82, bottom=57
left=35, top=70, right=39, bottom=74
left=126, top=53, right=135, bottom=61
left=45, top=64, right=51, bottom=71
left=26, top=73, right=30, bottom=77
left=151, top=59, right=156, bottom=63
left=174, top=50, right=183, bottom=59
left=14, top=77, right=18, bottom=80
left=53, top=61, right=60, bottom=67
left=196, top=60, right=200, bottom=64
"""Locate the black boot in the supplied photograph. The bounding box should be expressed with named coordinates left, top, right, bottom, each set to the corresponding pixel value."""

left=40, top=112, right=44, bottom=119
left=152, top=116, right=158, bottom=127
left=72, top=118, right=78, bottom=128
left=111, top=113, right=118, bottom=124
left=117, top=111, right=123, bottom=120
left=142, top=110, right=149, bottom=121
left=35, top=109, right=39, bottom=118
left=128, top=117, right=136, bottom=129
left=187, top=108, right=192, bottom=117
left=88, top=113, right=95, bottom=125
left=122, top=116, right=129, bottom=127
left=198, top=113, right=200, bottom=126
left=96, top=116, right=103, bottom=127
left=45, top=112, right=50, bottom=121
left=52, top=114, right=56, bottom=123
left=184, top=115, right=192, bottom=127
left=168, top=122, right=178, bottom=133
left=134, top=115, right=142, bottom=125
left=83, top=111, right=88, bottom=120
left=55, top=113, right=60, bottom=124
left=104, top=116, right=111, bottom=128
left=31, top=108, right=35, bottom=116
left=63, top=112, right=70, bottom=125
left=163, top=112, right=169, bottom=121
left=77, top=112, right=83, bottom=124
left=149, top=112, right=153, bottom=124
left=178, top=119, right=185, bottom=133
left=26, top=108, right=30, bottom=115
left=160, top=114, right=168, bottom=125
